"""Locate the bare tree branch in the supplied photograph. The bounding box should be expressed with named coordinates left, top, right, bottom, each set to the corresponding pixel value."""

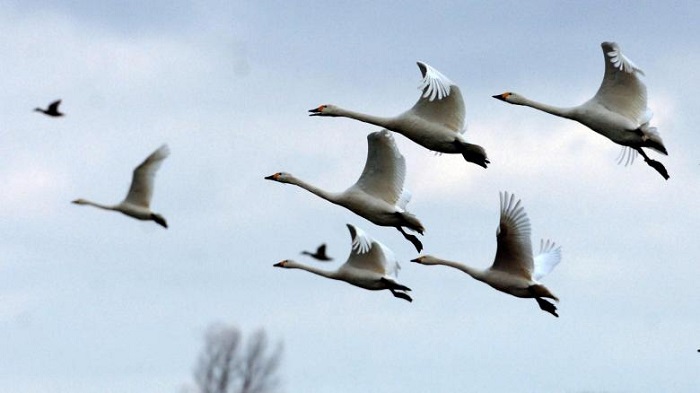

left=192, top=323, right=282, bottom=393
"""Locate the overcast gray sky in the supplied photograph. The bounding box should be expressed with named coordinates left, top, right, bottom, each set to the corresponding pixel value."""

left=1, top=1, right=698, bottom=392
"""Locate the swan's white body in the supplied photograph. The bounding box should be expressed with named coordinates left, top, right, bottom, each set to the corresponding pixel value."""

left=494, top=41, right=668, bottom=179
left=265, top=130, right=424, bottom=251
left=274, top=224, right=412, bottom=302
left=309, top=61, right=489, bottom=168
left=72, top=144, right=170, bottom=228
left=412, top=192, right=562, bottom=316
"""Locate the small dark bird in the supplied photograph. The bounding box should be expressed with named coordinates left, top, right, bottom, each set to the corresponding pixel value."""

left=35, top=99, right=64, bottom=117
left=301, top=243, right=332, bottom=261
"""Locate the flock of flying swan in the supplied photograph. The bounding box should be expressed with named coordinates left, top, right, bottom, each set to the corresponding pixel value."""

left=56, top=41, right=667, bottom=317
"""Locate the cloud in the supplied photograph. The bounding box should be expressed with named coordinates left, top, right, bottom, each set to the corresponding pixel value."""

left=0, top=160, right=69, bottom=219
left=0, top=291, right=34, bottom=323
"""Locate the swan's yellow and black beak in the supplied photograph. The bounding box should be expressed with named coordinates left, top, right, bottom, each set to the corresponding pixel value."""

left=492, top=93, right=509, bottom=101
left=308, top=105, right=325, bottom=116
left=264, top=173, right=279, bottom=181
left=410, top=257, right=422, bottom=263
left=273, top=260, right=287, bottom=268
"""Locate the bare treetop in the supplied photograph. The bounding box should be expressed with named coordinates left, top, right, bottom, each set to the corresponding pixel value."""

left=193, top=323, right=282, bottom=393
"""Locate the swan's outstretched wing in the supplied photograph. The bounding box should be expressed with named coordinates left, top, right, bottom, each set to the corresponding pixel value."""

left=491, top=192, right=534, bottom=278
left=351, top=130, right=407, bottom=208
left=592, top=42, right=649, bottom=125
left=48, top=100, right=62, bottom=112
left=533, top=239, right=561, bottom=281
left=408, top=61, right=465, bottom=133
left=123, top=144, right=170, bottom=207
left=343, top=224, right=392, bottom=275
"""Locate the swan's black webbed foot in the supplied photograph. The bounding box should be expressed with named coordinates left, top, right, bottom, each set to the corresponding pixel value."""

left=454, top=140, right=489, bottom=168
left=404, top=233, right=423, bottom=253
left=390, top=289, right=413, bottom=302
left=636, top=148, right=670, bottom=180
left=646, top=159, right=669, bottom=180
left=151, top=213, right=168, bottom=228
left=535, top=297, right=559, bottom=317
left=396, top=226, right=423, bottom=253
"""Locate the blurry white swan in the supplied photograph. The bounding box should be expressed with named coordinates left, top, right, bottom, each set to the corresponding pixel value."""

left=494, top=41, right=668, bottom=179
left=72, top=144, right=170, bottom=228
left=274, top=224, right=412, bottom=302
left=265, top=130, right=424, bottom=252
left=309, top=61, right=489, bottom=168
left=412, top=192, right=562, bottom=317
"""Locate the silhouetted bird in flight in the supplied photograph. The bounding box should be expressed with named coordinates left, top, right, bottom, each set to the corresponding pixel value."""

left=35, top=99, right=64, bottom=117
left=301, top=243, right=332, bottom=261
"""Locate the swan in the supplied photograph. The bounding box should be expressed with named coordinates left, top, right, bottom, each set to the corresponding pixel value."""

left=274, top=224, right=412, bottom=302
left=309, top=61, right=489, bottom=168
left=493, top=41, right=669, bottom=180
left=72, top=144, right=170, bottom=228
left=301, top=243, right=332, bottom=261
left=265, top=129, right=425, bottom=252
left=411, top=192, right=562, bottom=317
left=35, top=99, right=64, bottom=117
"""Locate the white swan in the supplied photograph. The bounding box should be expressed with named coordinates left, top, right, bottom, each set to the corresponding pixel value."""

left=493, top=41, right=669, bottom=179
left=265, top=130, right=425, bottom=252
left=309, top=61, right=489, bottom=168
left=411, top=192, right=562, bottom=317
left=72, top=144, right=170, bottom=228
left=274, top=224, right=412, bottom=302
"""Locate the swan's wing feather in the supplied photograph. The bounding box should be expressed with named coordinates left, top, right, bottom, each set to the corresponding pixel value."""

left=352, top=130, right=406, bottom=207
left=408, top=62, right=465, bottom=133
left=344, top=225, right=389, bottom=275
left=124, top=144, right=170, bottom=207
left=592, top=42, right=648, bottom=124
left=379, top=242, right=401, bottom=277
left=491, top=192, right=534, bottom=278
left=533, top=239, right=561, bottom=281
left=396, top=188, right=412, bottom=211
left=417, top=61, right=452, bottom=101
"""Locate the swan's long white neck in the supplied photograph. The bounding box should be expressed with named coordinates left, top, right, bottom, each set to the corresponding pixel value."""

left=287, top=176, right=341, bottom=204
left=429, top=257, right=485, bottom=281
left=334, top=107, right=397, bottom=129
left=285, top=261, right=338, bottom=280
left=79, top=199, right=118, bottom=211
left=516, top=96, right=576, bottom=119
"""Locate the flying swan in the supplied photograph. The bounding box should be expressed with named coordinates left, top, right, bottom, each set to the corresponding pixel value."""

left=309, top=61, right=489, bottom=168
left=72, top=144, right=170, bottom=228
left=412, top=192, right=562, bottom=317
left=493, top=41, right=669, bottom=179
left=265, top=130, right=425, bottom=252
left=274, top=224, right=412, bottom=302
